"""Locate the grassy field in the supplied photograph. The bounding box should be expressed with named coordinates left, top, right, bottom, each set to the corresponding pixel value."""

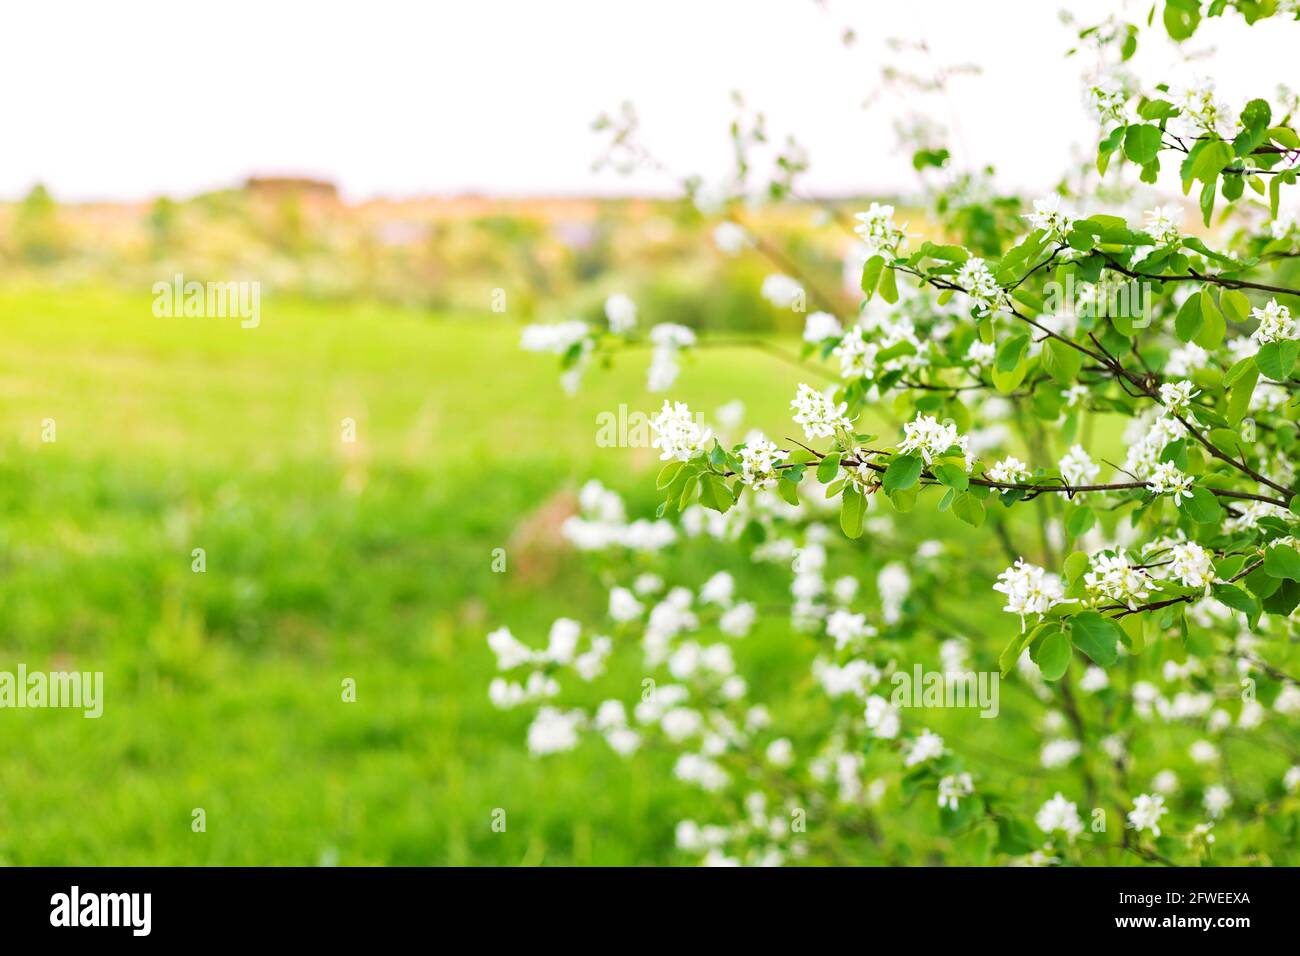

left=0, top=284, right=853, bottom=865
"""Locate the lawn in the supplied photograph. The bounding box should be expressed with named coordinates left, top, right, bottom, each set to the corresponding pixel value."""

left=0, top=284, right=842, bottom=864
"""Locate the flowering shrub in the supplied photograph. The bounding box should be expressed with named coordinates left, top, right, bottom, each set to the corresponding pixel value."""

left=498, top=4, right=1300, bottom=865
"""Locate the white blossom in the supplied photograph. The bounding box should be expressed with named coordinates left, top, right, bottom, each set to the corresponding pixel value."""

left=853, top=202, right=907, bottom=259
left=1085, top=550, right=1158, bottom=609
left=1152, top=770, right=1179, bottom=796
left=650, top=399, right=712, bottom=462
left=1203, top=784, right=1232, bottom=819
left=1250, top=298, right=1297, bottom=347
left=766, top=738, right=795, bottom=767
left=863, top=694, right=901, bottom=739
left=738, top=433, right=790, bottom=490
left=761, top=274, right=804, bottom=309
left=1080, top=666, right=1110, bottom=692
left=1035, top=792, right=1084, bottom=841
left=897, top=413, right=970, bottom=468
left=1058, top=444, right=1100, bottom=487
left=608, top=586, right=644, bottom=623
left=604, top=293, right=637, bottom=334
left=1146, top=461, right=1195, bottom=505
left=520, top=320, right=590, bottom=354
left=993, top=558, right=1068, bottom=629
left=1024, top=195, right=1074, bottom=241
left=956, top=257, right=1008, bottom=315
left=987, top=455, right=1030, bottom=485
left=1167, top=541, right=1216, bottom=590
left=790, top=383, right=853, bottom=439
left=1143, top=205, right=1182, bottom=246
left=803, top=311, right=843, bottom=343
left=1041, top=738, right=1081, bottom=768
left=527, top=707, right=584, bottom=755
left=719, top=602, right=757, bottom=637
left=1158, top=379, right=1199, bottom=417
left=832, top=325, right=879, bottom=380
left=825, top=608, right=872, bottom=650
left=713, top=221, right=748, bottom=255
left=1127, top=793, right=1169, bottom=837
left=904, top=729, right=945, bottom=766
left=938, top=773, right=974, bottom=810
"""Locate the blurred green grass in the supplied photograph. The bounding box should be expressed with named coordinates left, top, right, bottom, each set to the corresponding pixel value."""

left=0, top=284, right=838, bottom=865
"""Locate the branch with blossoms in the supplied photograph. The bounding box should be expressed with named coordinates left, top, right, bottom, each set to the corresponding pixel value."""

left=499, top=4, right=1300, bottom=867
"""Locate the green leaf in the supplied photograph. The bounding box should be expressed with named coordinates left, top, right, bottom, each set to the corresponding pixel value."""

left=1065, top=506, right=1095, bottom=537
left=1163, top=0, right=1200, bottom=40
left=1123, top=124, right=1163, bottom=164
left=1119, top=613, right=1146, bottom=654
left=999, top=629, right=1033, bottom=676
left=1190, top=140, right=1234, bottom=183
left=878, top=265, right=899, bottom=304
left=1063, top=551, right=1090, bottom=585
left=996, top=333, right=1030, bottom=372
left=933, top=462, right=969, bottom=492
left=817, top=452, right=843, bottom=484
left=698, top=473, right=735, bottom=514
left=1256, top=340, right=1299, bottom=381
left=1181, top=485, right=1222, bottom=524
left=1211, top=582, right=1258, bottom=616
left=1199, top=177, right=1217, bottom=227
left=775, top=475, right=801, bottom=506
left=656, top=460, right=684, bottom=490
left=861, top=255, right=884, bottom=298
left=1042, top=337, right=1083, bottom=385
left=1069, top=611, right=1121, bottom=667
left=1194, top=289, right=1225, bottom=349
left=951, top=491, right=985, bottom=528
left=1226, top=364, right=1258, bottom=426
left=886, top=485, right=918, bottom=513
left=1030, top=627, right=1071, bottom=681
left=1263, top=544, right=1300, bottom=580
left=882, top=454, right=923, bottom=492
left=840, top=486, right=866, bottom=538
left=1219, top=289, right=1251, bottom=324
left=1262, top=578, right=1300, bottom=616
left=1174, top=293, right=1203, bottom=342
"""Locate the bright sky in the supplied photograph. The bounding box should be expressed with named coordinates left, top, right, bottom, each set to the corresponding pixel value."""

left=3, top=0, right=1297, bottom=202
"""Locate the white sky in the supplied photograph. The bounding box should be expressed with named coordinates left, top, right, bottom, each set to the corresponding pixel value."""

left=3, top=0, right=1297, bottom=202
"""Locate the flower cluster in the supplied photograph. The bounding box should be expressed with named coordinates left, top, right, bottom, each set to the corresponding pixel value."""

left=832, top=325, right=880, bottom=379
left=1158, top=379, right=1199, bottom=417
left=738, top=433, right=790, bottom=491
left=853, top=202, right=907, bottom=259
left=956, top=257, right=1008, bottom=315
left=1167, top=541, right=1216, bottom=590
left=1142, top=205, right=1182, bottom=246
left=803, top=311, right=843, bottom=343
left=994, top=559, right=1069, bottom=629
left=790, top=383, right=853, bottom=439
left=1146, top=461, right=1195, bottom=505
left=897, top=414, right=971, bottom=468
left=1169, top=77, right=1238, bottom=139
left=1024, top=195, right=1074, bottom=242
left=648, top=323, right=697, bottom=391
left=1058, top=444, right=1100, bottom=487
left=1084, top=550, right=1160, bottom=610
left=604, top=293, right=637, bottom=334
left=987, top=455, right=1030, bottom=485
left=650, top=399, right=712, bottom=462
left=1250, top=298, right=1296, bottom=346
